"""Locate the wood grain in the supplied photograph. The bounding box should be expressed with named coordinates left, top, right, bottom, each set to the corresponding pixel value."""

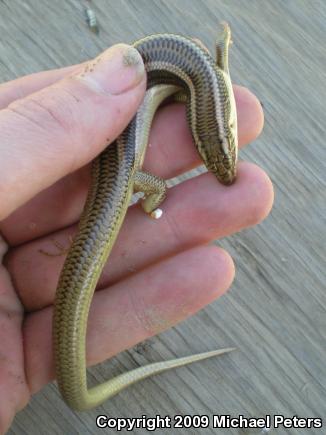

left=1, top=0, right=324, bottom=434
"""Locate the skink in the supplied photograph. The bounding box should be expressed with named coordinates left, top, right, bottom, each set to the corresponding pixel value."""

left=53, top=22, right=238, bottom=410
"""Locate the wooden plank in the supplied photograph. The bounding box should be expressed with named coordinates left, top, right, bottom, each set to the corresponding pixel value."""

left=1, top=0, right=324, bottom=434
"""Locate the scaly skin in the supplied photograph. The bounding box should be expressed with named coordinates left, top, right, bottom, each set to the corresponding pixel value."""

left=53, top=23, right=238, bottom=411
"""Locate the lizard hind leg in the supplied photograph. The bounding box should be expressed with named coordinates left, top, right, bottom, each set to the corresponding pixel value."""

left=134, top=170, right=167, bottom=219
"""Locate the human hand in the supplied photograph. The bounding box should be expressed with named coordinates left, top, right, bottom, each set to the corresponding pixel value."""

left=0, top=44, right=272, bottom=432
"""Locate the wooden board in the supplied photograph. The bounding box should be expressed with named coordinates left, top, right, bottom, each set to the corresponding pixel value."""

left=1, top=1, right=324, bottom=434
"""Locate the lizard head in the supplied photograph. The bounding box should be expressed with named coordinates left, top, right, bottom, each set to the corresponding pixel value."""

left=197, top=69, right=238, bottom=185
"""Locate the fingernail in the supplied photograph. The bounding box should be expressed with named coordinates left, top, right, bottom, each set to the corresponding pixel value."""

left=76, top=43, right=145, bottom=95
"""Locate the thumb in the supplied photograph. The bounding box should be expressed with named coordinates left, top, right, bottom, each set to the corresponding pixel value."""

left=0, top=44, right=145, bottom=220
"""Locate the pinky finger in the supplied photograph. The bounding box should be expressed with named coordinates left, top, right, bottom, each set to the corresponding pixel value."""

left=24, top=245, right=234, bottom=394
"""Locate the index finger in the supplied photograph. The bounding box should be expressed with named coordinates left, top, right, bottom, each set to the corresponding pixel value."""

left=0, top=64, right=84, bottom=109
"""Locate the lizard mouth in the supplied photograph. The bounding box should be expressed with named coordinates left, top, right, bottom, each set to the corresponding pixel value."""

left=208, top=161, right=237, bottom=185
left=221, top=170, right=237, bottom=185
